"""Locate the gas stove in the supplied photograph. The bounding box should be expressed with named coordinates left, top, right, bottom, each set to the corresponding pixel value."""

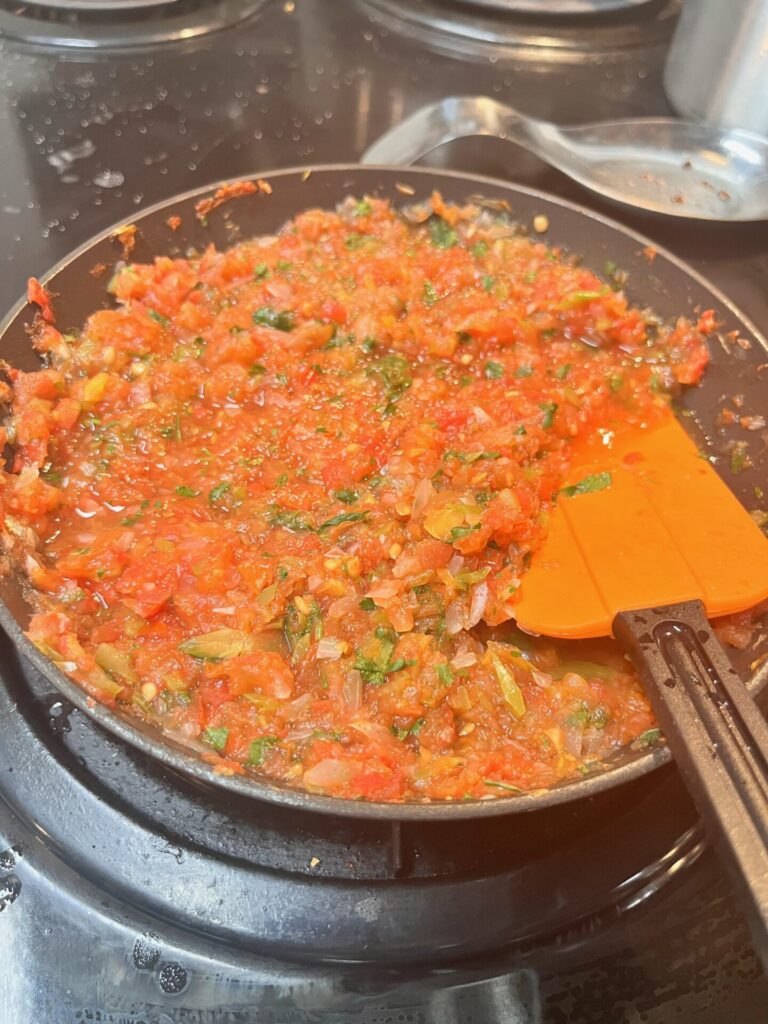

left=1, top=0, right=767, bottom=1019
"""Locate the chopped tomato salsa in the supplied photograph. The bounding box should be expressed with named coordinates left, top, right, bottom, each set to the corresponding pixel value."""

left=0, top=194, right=714, bottom=802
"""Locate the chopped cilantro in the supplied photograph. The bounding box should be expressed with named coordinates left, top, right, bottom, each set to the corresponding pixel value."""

left=392, top=717, right=425, bottom=741
left=450, top=523, right=481, bottom=542
left=208, top=482, right=231, bottom=505
left=334, top=488, right=359, bottom=504
left=267, top=506, right=313, bottom=532
left=559, top=472, right=612, bottom=498
left=436, top=663, right=454, bottom=686
left=147, top=309, right=170, bottom=328
left=539, top=402, right=558, bottom=428
left=203, top=726, right=229, bottom=752
left=484, top=780, right=523, bottom=793
left=318, top=510, right=368, bottom=531
left=176, top=485, right=199, bottom=498
left=249, top=735, right=279, bottom=766
left=638, top=727, right=662, bottom=749
left=428, top=216, right=458, bottom=249
left=484, top=361, right=504, bottom=380
left=252, top=306, right=295, bottom=332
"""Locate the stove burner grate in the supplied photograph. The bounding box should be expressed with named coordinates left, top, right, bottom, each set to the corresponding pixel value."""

left=0, top=624, right=705, bottom=963
left=0, top=0, right=267, bottom=48
left=363, top=0, right=682, bottom=59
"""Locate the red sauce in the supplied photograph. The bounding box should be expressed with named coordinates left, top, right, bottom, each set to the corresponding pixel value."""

left=0, top=194, right=713, bottom=801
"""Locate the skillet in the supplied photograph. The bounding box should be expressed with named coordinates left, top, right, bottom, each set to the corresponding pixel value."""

left=1, top=164, right=766, bottom=822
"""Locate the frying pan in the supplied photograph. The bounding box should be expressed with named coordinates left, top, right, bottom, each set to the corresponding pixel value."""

left=1, top=164, right=766, bottom=824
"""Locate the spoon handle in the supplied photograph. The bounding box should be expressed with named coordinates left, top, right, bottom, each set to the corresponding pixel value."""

left=614, top=600, right=768, bottom=966
left=361, top=96, right=536, bottom=166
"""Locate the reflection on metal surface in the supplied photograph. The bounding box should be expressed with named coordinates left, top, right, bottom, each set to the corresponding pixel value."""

left=362, top=0, right=682, bottom=60
left=0, top=0, right=266, bottom=48
left=456, top=0, right=654, bottom=11
left=362, top=97, right=768, bottom=220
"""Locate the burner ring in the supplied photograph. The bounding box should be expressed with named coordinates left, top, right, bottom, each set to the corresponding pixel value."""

left=0, top=0, right=267, bottom=48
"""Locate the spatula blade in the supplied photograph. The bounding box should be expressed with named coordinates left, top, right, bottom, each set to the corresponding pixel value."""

left=514, top=411, right=768, bottom=639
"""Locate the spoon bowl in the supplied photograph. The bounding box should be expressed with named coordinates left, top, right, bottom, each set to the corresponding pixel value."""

left=362, top=96, right=768, bottom=221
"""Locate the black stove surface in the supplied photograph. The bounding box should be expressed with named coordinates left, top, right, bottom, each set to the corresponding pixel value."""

left=0, top=0, right=767, bottom=1019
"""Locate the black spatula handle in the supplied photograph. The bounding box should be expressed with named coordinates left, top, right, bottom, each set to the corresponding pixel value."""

left=614, top=599, right=768, bottom=966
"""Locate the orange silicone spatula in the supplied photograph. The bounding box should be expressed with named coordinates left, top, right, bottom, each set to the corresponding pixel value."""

left=515, top=407, right=768, bottom=966
left=515, top=408, right=768, bottom=639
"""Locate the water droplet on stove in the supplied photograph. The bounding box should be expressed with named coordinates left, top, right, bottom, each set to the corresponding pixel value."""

left=0, top=875, right=21, bottom=912
left=45, top=698, right=73, bottom=735
left=132, top=931, right=162, bottom=971
left=93, top=170, right=125, bottom=189
left=0, top=846, right=21, bottom=872
left=157, top=961, right=188, bottom=994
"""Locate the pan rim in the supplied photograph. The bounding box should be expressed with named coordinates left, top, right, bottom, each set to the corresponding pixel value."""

left=0, top=161, right=765, bottom=822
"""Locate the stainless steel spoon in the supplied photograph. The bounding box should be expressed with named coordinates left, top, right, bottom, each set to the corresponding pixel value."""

left=361, top=96, right=768, bottom=221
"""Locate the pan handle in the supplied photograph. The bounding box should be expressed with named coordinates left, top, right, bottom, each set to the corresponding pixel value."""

left=614, top=599, right=768, bottom=967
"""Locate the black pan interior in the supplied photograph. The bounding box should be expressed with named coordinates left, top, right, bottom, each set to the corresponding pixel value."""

left=1, top=164, right=766, bottom=821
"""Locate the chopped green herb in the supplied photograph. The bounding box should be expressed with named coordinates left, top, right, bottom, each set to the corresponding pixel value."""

left=203, top=726, right=229, bottom=752
left=555, top=364, right=571, bottom=380
left=484, top=361, right=504, bottom=380
left=176, top=485, right=199, bottom=498
left=334, top=488, right=359, bottom=504
left=730, top=445, right=749, bottom=474
left=559, top=472, right=612, bottom=498
left=249, top=363, right=267, bottom=377
left=428, top=216, right=458, bottom=249
left=443, top=449, right=500, bottom=464
left=253, top=263, right=270, bottom=280
left=249, top=735, right=279, bottom=766
left=423, top=280, right=438, bottom=306
left=353, top=199, right=372, bottom=217
left=481, top=274, right=494, bottom=292
left=252, top=306, right=295, bottom=332
left=318, top=510, right=368, bottom=532
left=267, top=506, right=314, bottom=532
left=392, top=717, right=425, bottom=741
left=539, top=402, right=558, bottom=429
left=208, top=482, right=231, bottom=505
left=359, top=597, right=376, bottom=611
left=638, top=727, right=662, bottom=749
left=147, top=309, right=170, bottom=328
left=367, top=353, right=412, bottom=414
left=345, top=233, right=368, bottom=250
left=484, top=779, right=523, bottom=793
left=515, top=365, right=533, bottom=378
left=436, top=663, right=454, bottom=686
left=450, top=523, right=482, bottom=542
left=471, top=241, right=488, bottom=259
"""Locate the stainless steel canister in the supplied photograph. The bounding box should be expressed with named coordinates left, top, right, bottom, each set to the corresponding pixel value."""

left=664, top=0, right=768, bottom=135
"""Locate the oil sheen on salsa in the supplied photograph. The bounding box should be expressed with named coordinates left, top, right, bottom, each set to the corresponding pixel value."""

left=0, top=193, right=713, bottom=802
